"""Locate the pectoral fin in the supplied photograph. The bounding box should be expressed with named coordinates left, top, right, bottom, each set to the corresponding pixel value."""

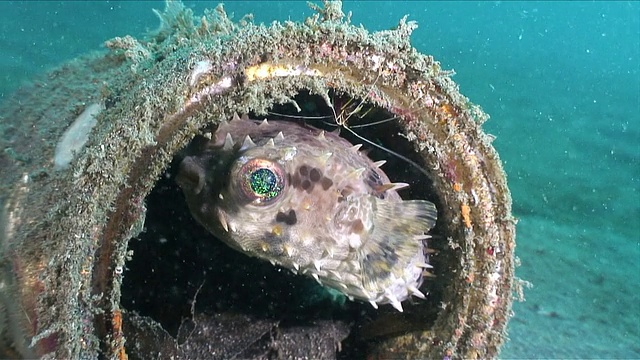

left=358, top=198, right=437, bottom=307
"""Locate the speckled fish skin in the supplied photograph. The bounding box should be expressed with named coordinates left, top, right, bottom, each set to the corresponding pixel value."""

left=177, top=115, right=437, bottom=311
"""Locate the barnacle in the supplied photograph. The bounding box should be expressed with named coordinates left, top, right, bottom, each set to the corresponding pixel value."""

left=0, top=1, right=515, bottom=359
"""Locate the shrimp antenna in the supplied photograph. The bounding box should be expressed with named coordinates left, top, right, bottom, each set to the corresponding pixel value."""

left=325, top=76, right=431, bottom=179
left=340, top=125, right=432, bottom=179
left=267, top=111, right=332, bottom=121
left=349, top=116, right=399, bottom=129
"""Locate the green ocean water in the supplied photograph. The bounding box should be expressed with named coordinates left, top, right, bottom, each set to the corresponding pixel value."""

left=0, top=1, right=638, bottom=358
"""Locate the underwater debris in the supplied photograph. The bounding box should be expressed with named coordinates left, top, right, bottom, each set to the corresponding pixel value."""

left=0, top=1, right=515, bottom=359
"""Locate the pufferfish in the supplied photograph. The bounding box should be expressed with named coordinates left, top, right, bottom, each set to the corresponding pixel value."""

left=176, top=114, right=437, bottom=312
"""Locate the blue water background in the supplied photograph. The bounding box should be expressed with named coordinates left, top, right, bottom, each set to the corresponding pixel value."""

left=1, top=1, right=638, bottom=358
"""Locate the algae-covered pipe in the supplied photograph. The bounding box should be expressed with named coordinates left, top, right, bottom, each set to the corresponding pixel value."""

left=0, top=1, right=516, bottom=359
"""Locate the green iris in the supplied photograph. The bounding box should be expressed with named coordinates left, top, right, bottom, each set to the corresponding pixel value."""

left=249, top=168, right=280, bottom=199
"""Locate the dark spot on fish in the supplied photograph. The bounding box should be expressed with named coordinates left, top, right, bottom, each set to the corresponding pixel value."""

left=340, top=187, right=353, bottom=198
left=298, top=165, right=309, bottom=176
left=337, top=187, right=354, bottom=202
left=301, top=179, right=313, bottom=192
left=275, top=209, right=297, bottom=225
left=351, top=219, right=364, bottom=233
left=320, top=177, right=333, bottom=190
left=310, top=168, right=322, bottom=182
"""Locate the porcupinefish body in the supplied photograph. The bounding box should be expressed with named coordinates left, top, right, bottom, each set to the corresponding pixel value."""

left=177, top=115, right=437, bottom=311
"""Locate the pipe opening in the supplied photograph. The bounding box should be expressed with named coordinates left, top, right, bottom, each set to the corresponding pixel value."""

left=120, top=90, right=456, bottom=358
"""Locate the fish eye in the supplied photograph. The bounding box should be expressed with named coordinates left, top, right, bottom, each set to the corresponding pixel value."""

left=238, top=159, right=285, bottom=205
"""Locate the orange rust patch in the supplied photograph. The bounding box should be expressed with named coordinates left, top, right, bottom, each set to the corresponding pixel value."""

left=461, top=204, right=472, bottom=228
left=117, top=345, right=128, bottom=360
left=111, top=309, right=128, bottom=360
left=112, top=310, right=122, bottom=333
left=440, top=103, right=458, bottom=118
left=465, top=272, right=475, bottom=284
left=453, top=183, right=462, bottom=192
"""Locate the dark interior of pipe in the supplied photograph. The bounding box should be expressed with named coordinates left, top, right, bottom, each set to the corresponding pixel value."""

left=120, top=91, right=454, bottom=358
